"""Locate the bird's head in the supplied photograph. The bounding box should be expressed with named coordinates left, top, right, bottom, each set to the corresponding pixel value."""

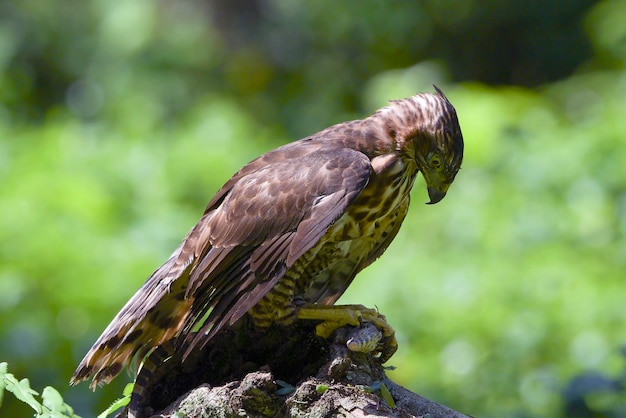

left=422, top=86, right=463, bottom=204
left=401, top=86, right=464, bottom=204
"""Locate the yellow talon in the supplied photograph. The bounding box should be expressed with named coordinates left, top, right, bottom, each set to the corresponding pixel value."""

left=296, top=304, right=398, bottom=362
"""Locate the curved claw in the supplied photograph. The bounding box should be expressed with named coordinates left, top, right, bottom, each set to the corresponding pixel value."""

left=378, top=333, right=398, bottom=363
left=296, top=304, right=398, bottom=363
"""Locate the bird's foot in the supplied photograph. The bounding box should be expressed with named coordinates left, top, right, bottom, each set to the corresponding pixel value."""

left=296, top=304, right=397, bottom=362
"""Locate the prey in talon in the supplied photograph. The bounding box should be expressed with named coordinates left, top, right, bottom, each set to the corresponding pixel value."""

left=346, top=322, right=383, bottom=354
left=71, top=88, right=464, bottom=416
left=296, top=304, right=398, bottom=362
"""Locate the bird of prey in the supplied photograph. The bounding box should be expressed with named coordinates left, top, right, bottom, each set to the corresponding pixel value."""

left=71, top=86, right=464, bottom=391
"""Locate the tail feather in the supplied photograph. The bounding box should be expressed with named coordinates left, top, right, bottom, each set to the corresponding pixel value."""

left=71, top=246, right=194, bottom=389
left=128, top=340, right=176, bottom=418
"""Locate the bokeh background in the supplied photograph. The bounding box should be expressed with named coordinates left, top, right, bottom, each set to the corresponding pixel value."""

left=1, top=0, right=625, bottom=416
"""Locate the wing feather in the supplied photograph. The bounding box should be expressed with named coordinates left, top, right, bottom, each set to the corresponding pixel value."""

left=72, top=143, right=373, bottom=385
left=71, top=241, right=196, bottom=388
left=179, top=147, right=372, bottom=354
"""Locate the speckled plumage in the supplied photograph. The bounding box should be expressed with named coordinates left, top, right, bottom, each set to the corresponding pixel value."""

left=71, top=87, right=464, bottom=390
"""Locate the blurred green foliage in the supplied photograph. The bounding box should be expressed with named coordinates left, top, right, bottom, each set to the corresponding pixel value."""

left=1, top=1, right=625, bottom=417
left=0, top=362, right=81, bottom=418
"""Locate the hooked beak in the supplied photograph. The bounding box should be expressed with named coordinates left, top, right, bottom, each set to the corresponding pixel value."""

left=426, top=187, right=447, bottom=205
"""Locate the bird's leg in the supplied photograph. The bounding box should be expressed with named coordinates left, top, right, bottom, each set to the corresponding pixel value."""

left=295, top=304, right=398, bottom=362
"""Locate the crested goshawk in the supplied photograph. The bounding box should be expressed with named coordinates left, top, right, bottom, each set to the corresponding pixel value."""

left=71, top=87, right=464, bottom=394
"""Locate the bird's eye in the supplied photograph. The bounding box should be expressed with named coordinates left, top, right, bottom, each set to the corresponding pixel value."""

left=430, top=155, right=441, bottom=169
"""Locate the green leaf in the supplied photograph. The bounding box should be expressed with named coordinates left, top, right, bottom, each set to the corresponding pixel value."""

left=42, top=386, right=80, bottom=417
left=275, top=386, right=295, bottom=396
left=0, top=364, right=80, bottom=417
left=0, top=362, right=7, bottom=407
left=274, top=379, right=292, bottom=388
left=97, top=389, right=131, bottom=418
left=379, top=382, right=395, bottom=409
left=275, top=379, right=295, bottom=396
left=315, top=384, right=329, bottom=394
left=42, top=386, right=64, bottom=411
left=122, top=382, right=134, bottom=397
left=4, top=375, right=43, bottom=413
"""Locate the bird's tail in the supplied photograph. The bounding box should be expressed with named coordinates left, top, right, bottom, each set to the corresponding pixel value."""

left=127, top=339, right=177, bottom=417
left=70, top=248, right=193, bottom=390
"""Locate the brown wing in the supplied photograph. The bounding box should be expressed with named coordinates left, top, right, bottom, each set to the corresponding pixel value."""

left=71, top=145, right=372, bottom=387
left=181, top=147, right=372, bottom=355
